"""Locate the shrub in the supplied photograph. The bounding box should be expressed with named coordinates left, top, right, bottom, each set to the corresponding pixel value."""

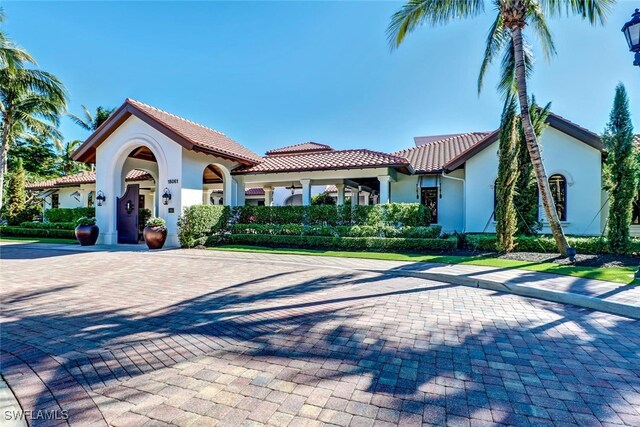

left=177, top=205, right=230, bottom=247
left=227, top=223, right=443, bottom=240
left=146, top=217, right=166, bottom=228
left=44, top=207, right=95, bottom=223
left=0, top=226, right=76, bottom=239
left=465, top=233, right=638, bottom=255
left=218, top=234, right=457, bottom=252
left=311, top=191, right=336, bottom=205
left=75, top=217, right=96, bottom=226
left=18, top=221, right=76, bottom=230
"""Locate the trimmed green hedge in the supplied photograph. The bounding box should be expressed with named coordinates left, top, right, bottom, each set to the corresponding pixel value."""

left=234, top=204, right=428, bottom=227
left=215, top=234, right=457, bottom=252
left=178, top=205, right=230, bottom=247
left=178, top=203, right=431, bottom=247
left=44, top=208, right=95, bottom=223
left=466, top=234, right=640, bottom=255
left=229, top=224, right=442, bottom=239
left=19, top=221, right=76, bottom=230
left=0, top=226, right=76, bottom=239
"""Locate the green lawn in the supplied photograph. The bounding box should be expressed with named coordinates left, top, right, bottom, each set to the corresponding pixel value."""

left=212, top=245, right=639, bottom=285
left=0, top=236, right=78, bottom=245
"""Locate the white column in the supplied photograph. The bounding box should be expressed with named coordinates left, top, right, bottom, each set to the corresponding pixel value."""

left=233, top=177, right=246, bottom=207
left=362, top=191, right=370, bottom=205
left=378, top=175, right=391, bottom=204
left=351, top=187, right=360, bottom=207
left=335, top=184, right=345, bottom=206
left=263, top=186, right=273, bottom=206
left=300, top=179, right=312, bottom=206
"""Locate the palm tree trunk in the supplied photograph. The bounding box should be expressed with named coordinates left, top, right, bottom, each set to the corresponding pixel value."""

left=0, top=115, right=10, bottom=211
left=511, top=27, right=570, bottom=256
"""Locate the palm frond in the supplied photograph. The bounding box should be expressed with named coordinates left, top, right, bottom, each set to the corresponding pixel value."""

left=387, top=0, right=484, bottom=49
left=498, top=35, right=534, bottom=97
left=478, top=12, right=509, bottom=95
left=541, top=0, right=614, bottom=25
left=526, top=2, right=556, bottom=61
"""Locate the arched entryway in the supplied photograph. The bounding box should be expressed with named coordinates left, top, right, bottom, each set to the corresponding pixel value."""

left=202, top=163, right=232, bottom=206
left=116, top=147, right=159, bottom=243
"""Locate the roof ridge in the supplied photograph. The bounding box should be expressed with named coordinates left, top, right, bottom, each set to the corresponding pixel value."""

left=126, top=98, right=230, bottom=139
left=395, top=131, right=489, bottom=155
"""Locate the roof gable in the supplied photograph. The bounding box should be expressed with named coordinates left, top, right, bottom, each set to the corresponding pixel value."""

left=393, top=132, right=490, bottom=173
left=443, top=113, right=603, bottom=172
left=72, top=99, right=262, bottom=165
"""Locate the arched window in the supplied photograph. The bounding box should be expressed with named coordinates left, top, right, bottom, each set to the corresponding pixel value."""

left=548, top=174, right=567, bottom=221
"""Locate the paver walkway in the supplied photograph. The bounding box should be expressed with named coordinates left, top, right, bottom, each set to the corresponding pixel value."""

left=179, top=249, right=640, bottom=311
left=1, top=242, right=640, bottom=426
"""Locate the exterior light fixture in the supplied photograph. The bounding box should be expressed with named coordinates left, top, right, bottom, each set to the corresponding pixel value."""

left=162, top=188, right=172, bottom=205
left=622, top=8, right=640, bottom=66
left=96, top=190, right=106, bottom=206
left=285, top=182, right=300, bottom=195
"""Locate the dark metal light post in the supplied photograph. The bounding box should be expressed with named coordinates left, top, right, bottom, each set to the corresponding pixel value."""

left=622, top=9, right=640, bottom=67
left=624, top=9, right=640, bottom=279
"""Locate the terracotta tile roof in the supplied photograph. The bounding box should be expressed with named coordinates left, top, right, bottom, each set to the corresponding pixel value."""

left=415, top=133, right=467, bottom=147
left=126, top=99, right=262, bottom=163
left=27, top=169, right=153, bottom=190
left=234, top=149, right=412, bottom=174
left=73, top=99, right=263, bottom=164
left=266, top=142, right=334, bottom=156
left=210, top=188, right=265, bottom=196
left=393, top=132, right=491, bottom=173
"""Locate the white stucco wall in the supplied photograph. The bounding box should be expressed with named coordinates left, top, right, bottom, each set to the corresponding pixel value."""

left=95, top=116, right=183, bottom=246
left=464, top=127, right=603, bottom=235
left=390, top=172, right=464, bottom=232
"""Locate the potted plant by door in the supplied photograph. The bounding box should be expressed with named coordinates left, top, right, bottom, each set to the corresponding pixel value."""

left=75, top=217, right=99, bottom=246
left=143, top=217, right=167, bottom=249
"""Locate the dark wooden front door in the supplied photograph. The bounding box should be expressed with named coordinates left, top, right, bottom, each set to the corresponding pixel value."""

left=117, top=184, right=140, bottom=244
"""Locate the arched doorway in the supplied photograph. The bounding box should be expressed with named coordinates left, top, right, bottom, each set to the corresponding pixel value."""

left=117, top=146, right=159, bottom=243
left=202, top=163, right=231, bottom=205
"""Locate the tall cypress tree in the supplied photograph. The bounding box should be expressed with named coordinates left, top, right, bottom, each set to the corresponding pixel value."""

left=603, top=84, right=637, bottom=254
left=514, top=99, right=550, bottom=235
left=5, top=157, right=26, bottom=225
left=495, top=96, right=519, bottom=253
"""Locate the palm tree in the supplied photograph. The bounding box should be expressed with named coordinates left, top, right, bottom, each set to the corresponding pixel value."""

left=387, top=0, right=613, bottom=256
left=55, top=139, right=87, bottom=175
left=68, top=105, right=114, bottom=132
left=0, top=9, right=34, bottom=69
left=0, top=18, right=67, bottom=209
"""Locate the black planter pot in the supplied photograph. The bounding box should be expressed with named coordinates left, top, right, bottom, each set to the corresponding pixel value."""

left=143, top=226, right=167, bottom=249
left=75, top=224, right=99, bottom=246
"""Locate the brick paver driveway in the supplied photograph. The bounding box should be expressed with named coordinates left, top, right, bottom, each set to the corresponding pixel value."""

left=1, top=243, right=640, bottom=427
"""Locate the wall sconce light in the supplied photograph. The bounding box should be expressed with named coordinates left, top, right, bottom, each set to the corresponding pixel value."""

left=125, top=200, right=134, bottom=214
left=162, top=188, right=172, bottom=205
left=96, top=190, right=106, bottom=206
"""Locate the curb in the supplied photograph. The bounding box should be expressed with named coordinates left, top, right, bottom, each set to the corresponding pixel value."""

left=373, top=268, right=640, bottom=320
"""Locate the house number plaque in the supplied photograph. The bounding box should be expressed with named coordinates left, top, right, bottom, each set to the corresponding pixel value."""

left=168, top=179, right=179, bottom=184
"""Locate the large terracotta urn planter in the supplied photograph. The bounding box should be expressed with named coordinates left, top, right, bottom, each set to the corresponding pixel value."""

left=75, top=225, right=99, bottom=246
left=143, top=226, right=167, bottom=249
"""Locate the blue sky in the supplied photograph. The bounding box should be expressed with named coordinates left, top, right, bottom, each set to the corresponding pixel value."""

left=4, top=1, right=639, bottom=154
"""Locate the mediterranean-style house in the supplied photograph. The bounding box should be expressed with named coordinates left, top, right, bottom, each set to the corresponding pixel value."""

left=26, top=98, right=640, bottom=247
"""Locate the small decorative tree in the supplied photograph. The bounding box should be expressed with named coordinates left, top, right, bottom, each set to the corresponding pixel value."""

left=4, top=158, right=26, bottom=225
left=495, top=97, right=519, bottom=253
left=603, top=84, right=638, bottom=254
left=311, top=191, right=336, bottom=205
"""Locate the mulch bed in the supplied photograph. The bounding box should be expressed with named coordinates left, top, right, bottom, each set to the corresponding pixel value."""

left=494, top=251, right=638, bottom=268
